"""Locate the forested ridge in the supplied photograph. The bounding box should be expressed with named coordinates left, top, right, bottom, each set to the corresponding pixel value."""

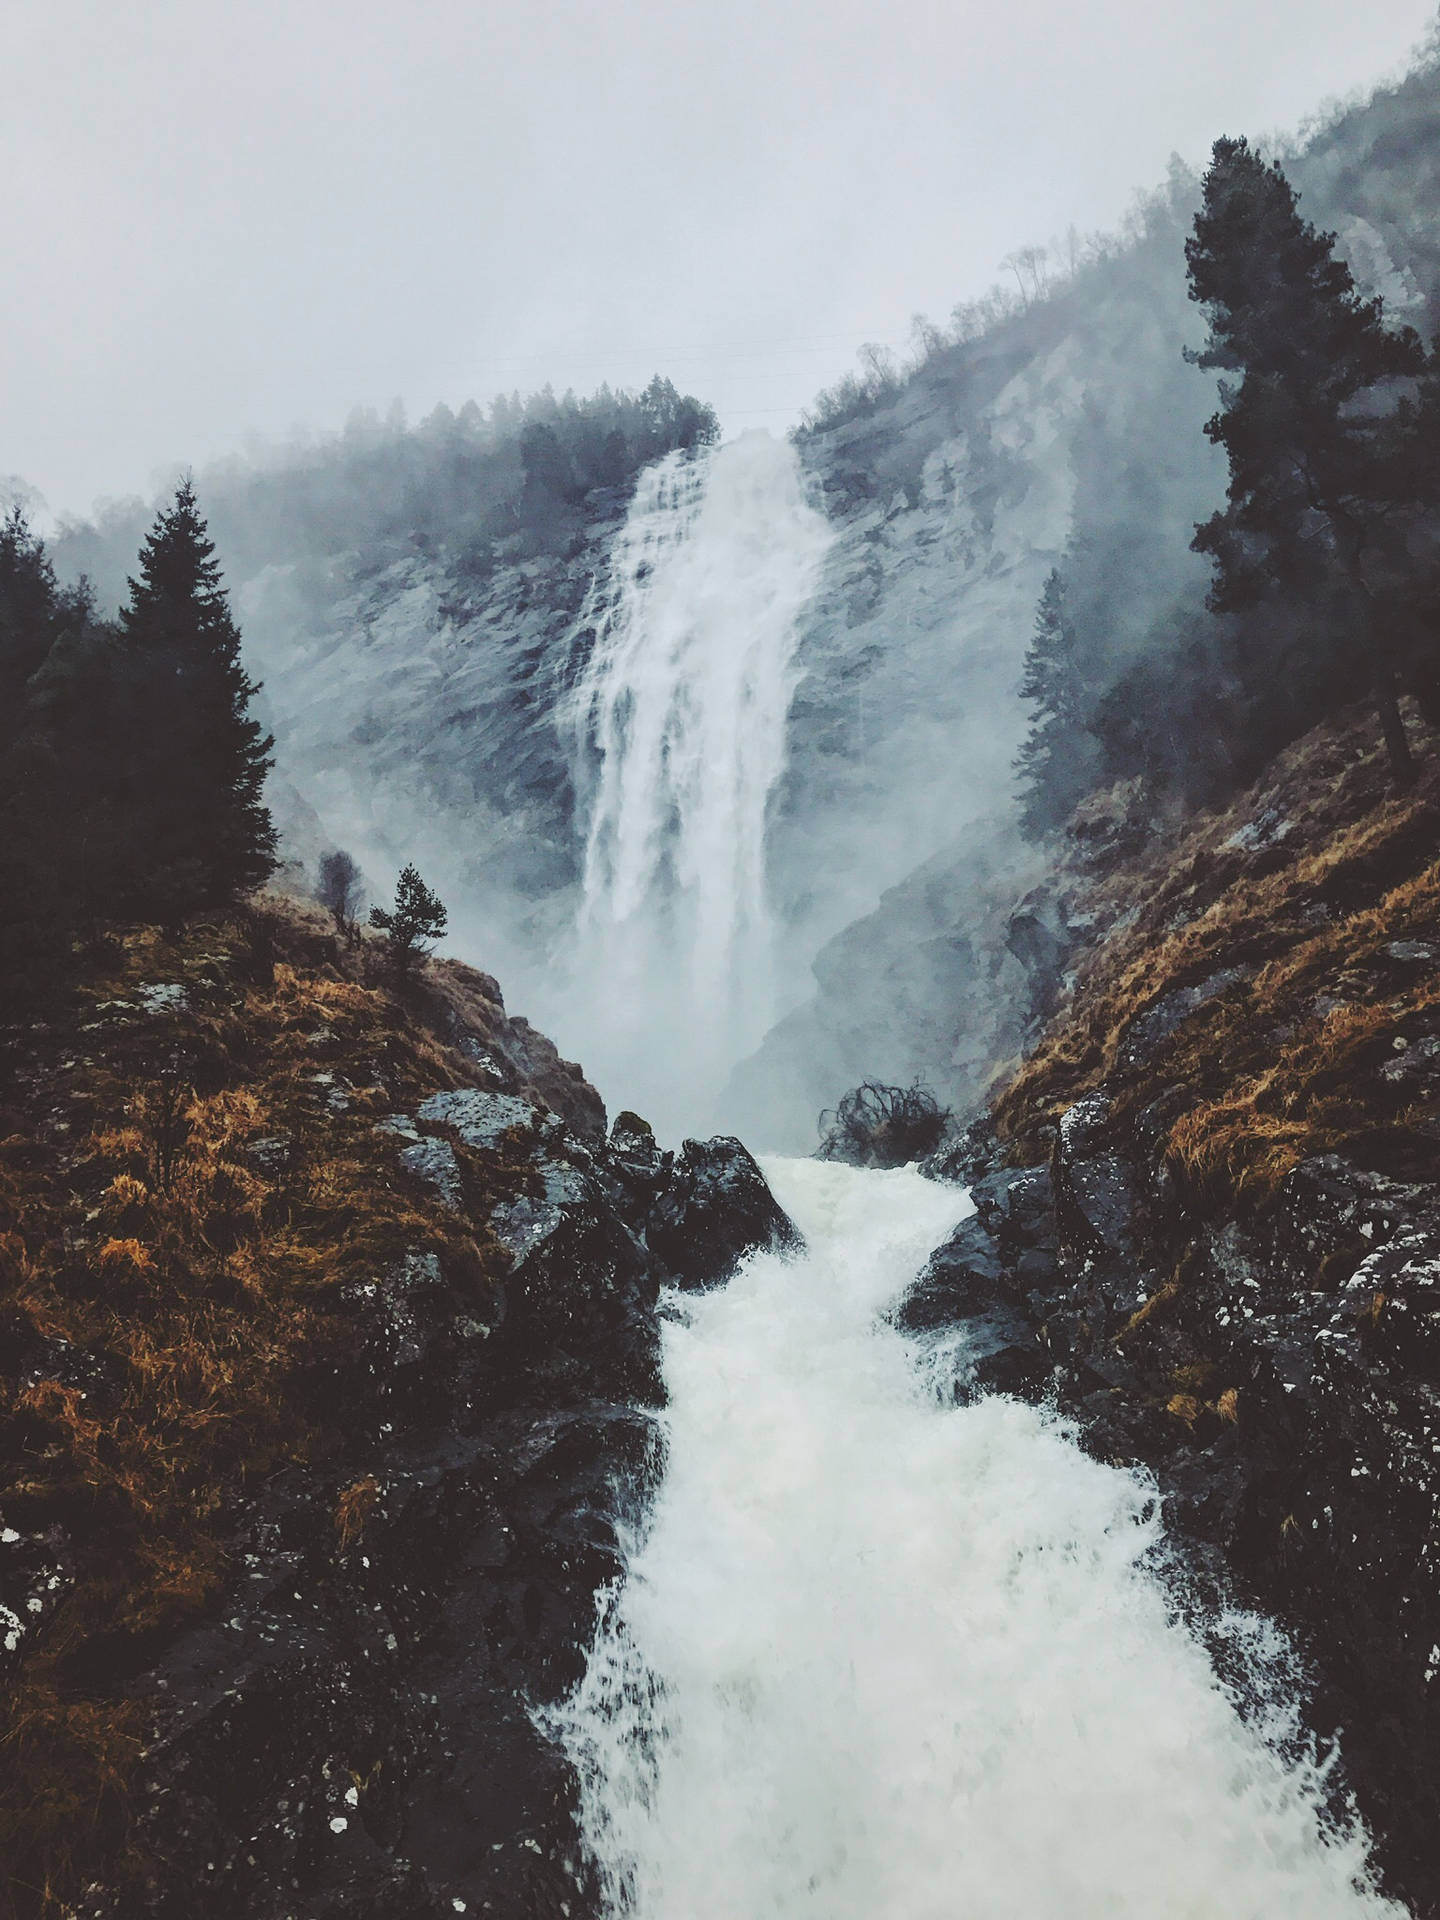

left=56, top=375, right=718, bottom=612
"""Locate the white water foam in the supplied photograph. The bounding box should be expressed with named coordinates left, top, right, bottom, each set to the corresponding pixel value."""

left=553, top=1157, right=1398, bottom=1919
left=559, top=432, right=831, bottom=1137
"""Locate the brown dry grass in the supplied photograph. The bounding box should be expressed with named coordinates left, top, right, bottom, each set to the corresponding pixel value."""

left=0, top=896, right=524, bottom=1917
left=994, top=704, right=1440, bottom=1205
left=334, top=1475, right=380, bottom=1549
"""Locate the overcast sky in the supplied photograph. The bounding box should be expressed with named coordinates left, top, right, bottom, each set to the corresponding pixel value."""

left=5, top=0, right=1437, bottom=521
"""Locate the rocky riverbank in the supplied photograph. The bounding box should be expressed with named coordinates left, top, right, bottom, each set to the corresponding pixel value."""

left=900, top=704, right=1440, bottom=1914
left=0, top=900, right=796, bottom=1919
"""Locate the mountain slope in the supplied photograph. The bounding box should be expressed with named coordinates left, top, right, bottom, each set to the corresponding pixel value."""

left=901, top=694, right=1440, bottom=1912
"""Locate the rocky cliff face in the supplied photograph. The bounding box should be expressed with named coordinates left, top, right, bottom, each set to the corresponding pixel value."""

left=235, top=504, right=627, bottom=977
left=736, top=63, right=1440, bottom=1144
left=898, top=704, right=1440, bottom=1913
left=727, top=830, right=1047, bottom=1150
left=908, top=1116, right=1440, bottom=1915
left=0, top=901, right=797, bottom=1919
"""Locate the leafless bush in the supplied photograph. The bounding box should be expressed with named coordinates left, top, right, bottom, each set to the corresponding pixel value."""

left=816, top=1080, right=951, bottom=1169
left=317, top=849, right=365, bottom=940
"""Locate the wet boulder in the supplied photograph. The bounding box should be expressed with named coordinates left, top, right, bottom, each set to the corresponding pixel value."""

left=646, top=1136, right=802, bottom=1289
left=919, top=1116, right=1003, bottom=1187
left=1053, top=1092, right=1141, bottom=1262
left=896, top=1210, right=1050, bottom=1397
left=894, top=1214, right=1005, bottom=1333
left=968, top=1164, right=1057, bottom=1255
left=594, top=1109, right=671, bottom=1222
left=488, top=1149, right=661, bottom=1404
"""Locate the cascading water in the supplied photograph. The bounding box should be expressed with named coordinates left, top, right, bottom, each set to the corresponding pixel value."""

left=552, top=1158, right=1398, bottom=1919
left=559, top=431, right=831, bottom=1137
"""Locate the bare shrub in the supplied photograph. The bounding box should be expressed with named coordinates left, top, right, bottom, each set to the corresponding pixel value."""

left=817, top=1081, right=951, bottom=1168
left=317, top=849, right=365, bottom=940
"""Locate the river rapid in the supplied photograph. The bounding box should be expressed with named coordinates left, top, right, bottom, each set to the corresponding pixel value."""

left=553, top=1155, right=1398, bottom=1919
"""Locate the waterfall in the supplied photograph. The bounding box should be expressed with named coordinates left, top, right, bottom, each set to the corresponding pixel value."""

left=551, top=1159, right=1398, bottom=1919
left=560, top=431, right=831, bottom=1137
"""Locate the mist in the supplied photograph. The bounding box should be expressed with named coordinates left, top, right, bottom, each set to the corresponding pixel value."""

left=6, top=0, right=1437, bottom=521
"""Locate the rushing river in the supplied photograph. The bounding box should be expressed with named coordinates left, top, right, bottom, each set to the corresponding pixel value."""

left=553, top=1156, right=1397, bottom=1918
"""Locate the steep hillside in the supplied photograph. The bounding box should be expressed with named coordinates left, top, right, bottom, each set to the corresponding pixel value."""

left=902, top=697, right=1440, bottom=1912
left=0, top=900, right=794, bottom=1918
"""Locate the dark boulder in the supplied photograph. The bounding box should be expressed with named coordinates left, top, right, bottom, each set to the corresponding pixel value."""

left=968, top=1164, right=1057, bottom=1252
left=894, top=1214, right=1005, bottom=1333
left=485, top=1150, right=661, bottom=1404
left=646, top=1136, right=802, bottom=1289
left=594, top=1109, right=671, bottom=1223
left=919, top=1115, right=1004, bottom=1186
left=895, top=1208, right=1051, bottom=1399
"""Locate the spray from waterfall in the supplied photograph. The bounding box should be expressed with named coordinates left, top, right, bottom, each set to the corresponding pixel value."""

left=558, top=431, right=831, bottom=1138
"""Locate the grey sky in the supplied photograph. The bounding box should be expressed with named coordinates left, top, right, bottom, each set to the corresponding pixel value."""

left=6, top=0, right=1437, bottom=520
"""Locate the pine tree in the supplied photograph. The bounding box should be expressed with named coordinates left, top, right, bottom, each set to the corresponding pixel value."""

left=1186, top=137, right=1427, bottom=784
left=120, top=480, right=276, bottom=908
left=0, top=506, right=65, bottom=736
left=369, top=864, right=448, bottom=973
left=1013, top=570, right=1096, bottom=837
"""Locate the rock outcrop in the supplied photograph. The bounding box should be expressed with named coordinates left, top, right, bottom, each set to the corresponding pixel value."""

left=908, top=1107, right=1440, bottom=1911
left=0, top=902, right=799, bottom=1919
left=95, top=1122, right=798, bottom=1920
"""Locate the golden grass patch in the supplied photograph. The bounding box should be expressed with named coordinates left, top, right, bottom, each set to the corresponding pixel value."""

left=0, top=894, right=525, bottom=1916
left=995, top=705, right=1440, bottom=1206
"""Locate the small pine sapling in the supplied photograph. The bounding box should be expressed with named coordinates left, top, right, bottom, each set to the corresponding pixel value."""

left=369, top=863, right=448, bottom=974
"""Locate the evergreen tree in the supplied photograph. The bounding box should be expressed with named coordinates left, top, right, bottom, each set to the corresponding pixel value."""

left=369, top=864, right=448, bottom=973
left=120, top=480, right=276, bottom=907
left=1091, top=610, right=1251, bottom=804
left=0, top=511, right=122, bottom=998
left=1013, top=570, right=1097, bottom=837
left=0, top=506, right=66, bottom=738
left=1186, top=137, right=1428, bottom=784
